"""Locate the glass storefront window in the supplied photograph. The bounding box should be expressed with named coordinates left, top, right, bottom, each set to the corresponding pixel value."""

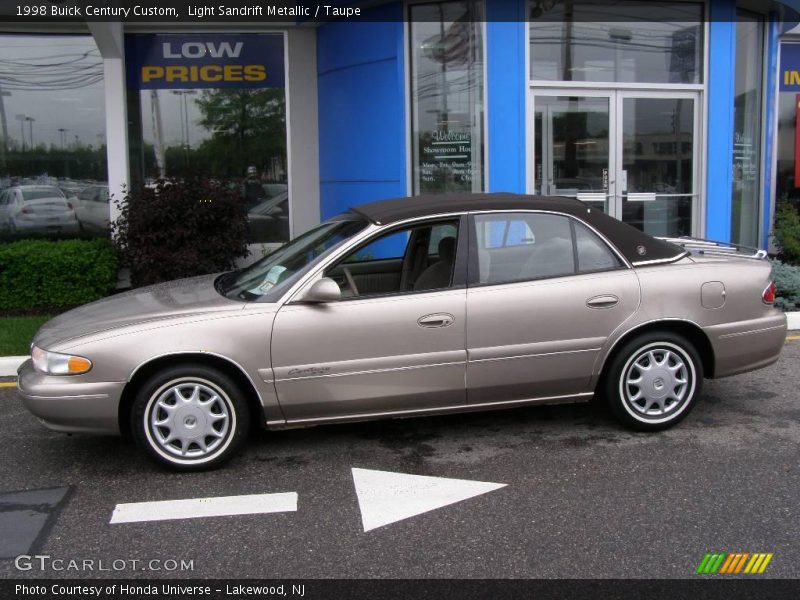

left=529, top=1, right=704, bottom=84
left=126, top=34, right=289, bottom=244
left=776, top=86, right=800, bottom=208
left=410, top=1, right=485, bottom=194
left=731, top=11, right=764, bottom=248
left=0, top=34, right=108, bottom=240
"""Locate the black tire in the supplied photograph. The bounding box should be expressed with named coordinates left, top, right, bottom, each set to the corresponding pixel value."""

left=131, top=365, right=250, bottom=471
left=604, top=331, right=703, bottom=431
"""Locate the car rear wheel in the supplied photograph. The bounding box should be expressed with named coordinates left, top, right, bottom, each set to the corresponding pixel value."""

left=131, top=365, right=250, bottom=470
left=605, top=332, right=703, bottom=431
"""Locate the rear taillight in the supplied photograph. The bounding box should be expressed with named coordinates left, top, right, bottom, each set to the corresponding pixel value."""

left=20, top=206, right=32, bottom=214
left=762, top=281, right=777, bottom=304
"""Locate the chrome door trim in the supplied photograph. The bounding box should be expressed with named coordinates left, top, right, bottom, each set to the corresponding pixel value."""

left=266, top=391, right=594, bottom=428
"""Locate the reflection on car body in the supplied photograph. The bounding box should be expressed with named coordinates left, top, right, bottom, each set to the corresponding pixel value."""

left=17, top=194, right=787, bottom=470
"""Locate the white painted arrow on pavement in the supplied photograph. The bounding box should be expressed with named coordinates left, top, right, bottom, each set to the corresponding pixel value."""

left=351, top=468, right=506, bottom=532
left=110, top=492, right=297, bottom=524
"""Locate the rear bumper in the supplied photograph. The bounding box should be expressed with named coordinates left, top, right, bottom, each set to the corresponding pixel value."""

left=17, top=360, right=124, bottom=435
left=706, top=313, right=788, bottom=378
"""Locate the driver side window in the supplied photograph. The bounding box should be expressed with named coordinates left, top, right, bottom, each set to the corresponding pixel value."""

left=326, top=219, right=460, bottom=298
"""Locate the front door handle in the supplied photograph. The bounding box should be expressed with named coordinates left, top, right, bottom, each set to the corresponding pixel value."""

left=417, top=313, right=455, bottom=328
left=586, top=294, right=619, bottom=309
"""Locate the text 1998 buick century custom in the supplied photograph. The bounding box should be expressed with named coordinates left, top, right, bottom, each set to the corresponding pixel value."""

left=18, top=194, right=787, bottom=470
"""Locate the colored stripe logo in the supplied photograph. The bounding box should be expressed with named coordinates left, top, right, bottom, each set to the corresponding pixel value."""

left=696, top=552, right=773, bottom=574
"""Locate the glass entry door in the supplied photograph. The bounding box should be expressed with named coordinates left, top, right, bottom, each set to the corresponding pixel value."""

left=533, top=91, right=700, bottom=237
left=617, top=94, right=698, bottom=237
left=534, top=95, right=612, bottom=214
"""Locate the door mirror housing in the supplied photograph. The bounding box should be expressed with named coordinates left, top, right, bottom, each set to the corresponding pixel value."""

left=301, top=277, right=341, bottom=303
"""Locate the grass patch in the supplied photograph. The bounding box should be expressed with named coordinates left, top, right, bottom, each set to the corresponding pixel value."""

left=0, top=315, right=52, bottom=356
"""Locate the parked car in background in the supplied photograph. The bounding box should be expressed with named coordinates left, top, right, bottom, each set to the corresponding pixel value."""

left=74, top=184, right=110, bottom=234
left=247, top=191, right=289, bottom=243
left=18, top=194, right=786, bottom=470
left=0, top=185, right=80, bottom=236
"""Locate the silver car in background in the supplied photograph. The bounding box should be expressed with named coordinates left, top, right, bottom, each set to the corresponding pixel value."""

left=18, top=194, right=787, bottom=470
left=0, top=185, right=80, bottom=235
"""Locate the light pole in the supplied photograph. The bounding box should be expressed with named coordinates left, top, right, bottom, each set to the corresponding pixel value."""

left=0, top=87, right=10, bottom=170
left=15, top=114, right=26, bottom=151
left=24, top=116, right=35, bottom=149
left=58, top=128, right=70, bottom=149
left=171, top=90, right=197, bottom=167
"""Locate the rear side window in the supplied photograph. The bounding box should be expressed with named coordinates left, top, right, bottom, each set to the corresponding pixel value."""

left=574, top=221, right=622, bottom=273
left=474, top=213, right=575, bottom=284
left=473, top=213, right=623, bottom=285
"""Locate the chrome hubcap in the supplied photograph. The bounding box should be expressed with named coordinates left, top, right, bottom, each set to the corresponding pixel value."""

left=623, top=347, right=690, bottom=417
left=147, top=381, right=231, bottom=459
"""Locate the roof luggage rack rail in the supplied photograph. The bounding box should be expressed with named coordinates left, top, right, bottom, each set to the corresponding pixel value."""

left=657, top=236, right=768, bottom=260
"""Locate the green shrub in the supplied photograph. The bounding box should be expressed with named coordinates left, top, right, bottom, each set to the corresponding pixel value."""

left=773, top=202, right=800, bottom=265
left=0, top=238, right=118, bottom=312
left=771, top=259, right=800, bottom=312
left=112, top=178, right=250, bottom=287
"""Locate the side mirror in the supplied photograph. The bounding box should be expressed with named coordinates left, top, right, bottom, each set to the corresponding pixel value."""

left=301, top=277, right=341, bottom=303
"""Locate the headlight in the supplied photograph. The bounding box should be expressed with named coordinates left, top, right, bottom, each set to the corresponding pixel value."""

left=31, top=346, right=92, bottom=375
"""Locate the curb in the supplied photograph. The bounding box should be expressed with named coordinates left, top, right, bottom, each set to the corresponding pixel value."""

left=2, top=312, right=799, bottom=378
left=0, top=356, right=25, bottom=378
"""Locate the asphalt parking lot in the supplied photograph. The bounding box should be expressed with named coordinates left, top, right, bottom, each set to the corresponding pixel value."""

left=0, top=337, right=798, bottom=580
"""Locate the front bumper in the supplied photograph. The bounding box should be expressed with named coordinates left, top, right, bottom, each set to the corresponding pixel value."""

left=17, top=359, right=125, bottom=435
left=706, top=313, right=788, bottom=379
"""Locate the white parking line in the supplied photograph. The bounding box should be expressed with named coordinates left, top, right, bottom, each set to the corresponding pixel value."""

left=109, top=492, right=297, bottom=524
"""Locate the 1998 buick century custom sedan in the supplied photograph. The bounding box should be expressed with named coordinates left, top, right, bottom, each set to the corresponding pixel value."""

left=18, top=194, right=787, bottom=470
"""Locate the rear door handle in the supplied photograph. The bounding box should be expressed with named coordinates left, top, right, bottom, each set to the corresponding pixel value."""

left=586, top=294, right=619, bottom=309
left=417, top=313, right=455, bottom=328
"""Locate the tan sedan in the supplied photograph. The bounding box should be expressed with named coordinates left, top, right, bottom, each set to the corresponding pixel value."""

left=18, top=194, right=787, bottom=470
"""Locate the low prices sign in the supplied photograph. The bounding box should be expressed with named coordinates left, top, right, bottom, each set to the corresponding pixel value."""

left=126, top=34, right=284, bottom=90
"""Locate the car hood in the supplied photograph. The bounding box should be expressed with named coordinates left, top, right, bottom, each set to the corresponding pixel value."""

left=34, top=274, right=244, bottom=350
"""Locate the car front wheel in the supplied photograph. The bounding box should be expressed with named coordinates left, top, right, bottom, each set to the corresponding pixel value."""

left=131, top=365, right=250, bottom=470
left=605, top=332, right=703, bottom=431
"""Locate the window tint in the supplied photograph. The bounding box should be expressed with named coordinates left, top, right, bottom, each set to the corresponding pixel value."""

left=428, top=223, right=458, bottom=255
left=574, top=221, right=622, bottom=273
left=474, top=213, right=574, bottom=284
left=345, top=229, right=410, bottom=263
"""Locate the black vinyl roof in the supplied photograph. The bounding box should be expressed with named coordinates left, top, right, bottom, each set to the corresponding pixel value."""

left=349, top=193, right=687, bottom=265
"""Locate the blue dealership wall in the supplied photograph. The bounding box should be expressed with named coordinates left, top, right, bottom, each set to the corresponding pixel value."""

left=706, top=0, right=737, bottom=243
left=486, top=0, right=527, bottom=193
left=316, top=2, right=407, bottom=219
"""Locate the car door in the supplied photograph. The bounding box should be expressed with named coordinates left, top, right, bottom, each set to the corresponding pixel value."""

left=270, top=216, right=468, bottom=422
left=466, top=211, right=640, bottom=405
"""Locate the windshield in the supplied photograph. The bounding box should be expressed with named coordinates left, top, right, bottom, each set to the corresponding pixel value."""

left=217, top=217, right=368, bottom=301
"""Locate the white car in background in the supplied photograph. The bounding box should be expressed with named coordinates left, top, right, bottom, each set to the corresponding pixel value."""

left=0, top=185, right=80, bottom=236
left=74, top=184, right=110, bottom=233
